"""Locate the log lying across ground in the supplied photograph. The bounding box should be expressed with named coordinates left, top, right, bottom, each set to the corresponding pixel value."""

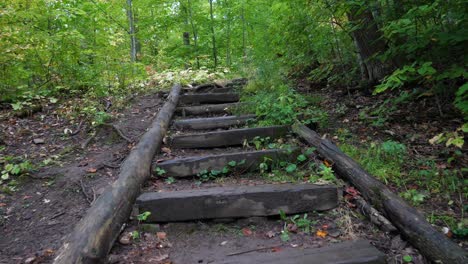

left=292, top=124, right=468, bottom=264
left=173, top=114, right=256, bottom=130
left=180, top=93, right=240, bottom=105
left=220, top=240, right=385, bottom=264
left=154, top=148, right=300, bottom=178
left=137, top=184, right=339, bottom=222
left=169, top=125, right=290, bottom=149
left=54, top=84, right=182, bottom=264
left=176, top=102, right=244, bottom=116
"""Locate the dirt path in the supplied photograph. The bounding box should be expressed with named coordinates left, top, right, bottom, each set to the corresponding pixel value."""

left=0, top=93, right=164, bottom=263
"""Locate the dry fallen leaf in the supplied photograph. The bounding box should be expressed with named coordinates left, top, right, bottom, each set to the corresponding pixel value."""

left=161, top=147, right=171, bottom=154
left=323, top=160, right=332, bottom=168
left=265, top=231, right=276, bottom=238
left=242, top=228, right=253, bottom=236
left=271, top=247, right=282, bottom=252
left=157, top=232, right=167, bottom=240
left=149, top=254, right=169, bottom=262
left=316, top=229, right=328, bottom=238
left=86, top=168, right=97, bottom=173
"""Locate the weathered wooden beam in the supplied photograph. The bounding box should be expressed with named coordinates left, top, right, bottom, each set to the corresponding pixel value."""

left=180, top=93, right=239, bottom=105
left=219, top=240, right=385, bottom=264
left=137, top=184, right=339, bottom=222
left=292, top=124, right=468, bottom=264
left=54, top=84, right=182, bottom=264
left=176, top=103, right=243, bottom=116
left=169, top=125, right=290, bottom=149
left=173, top=115, right=256, bottom=130
left=154, top=148, right=300, bottom=178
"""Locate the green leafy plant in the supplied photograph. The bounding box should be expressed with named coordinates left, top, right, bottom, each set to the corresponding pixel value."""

left=154, top=167, right=166, bottom=176
left=137, top=211, right=151, bottom=222
left=401, top=189, right=427, bottom=205
left=165, top=177, right=176, bottom=184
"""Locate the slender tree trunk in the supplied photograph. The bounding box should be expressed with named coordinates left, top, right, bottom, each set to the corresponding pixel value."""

left=187, top=0, right=200, bottom=69
left=241, top=6, right=246, bottom=64
left=347, top=5, right=390, bottom=84
left=209, top=0, right=218, bottom=68
left=225, top=0, right=231, bottom=67
left=126, top=0, right=137, bottom=62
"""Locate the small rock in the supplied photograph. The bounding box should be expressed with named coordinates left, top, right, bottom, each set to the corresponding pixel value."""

left=328, top=229, right=341, bottom=238
left=119, top=232, right=132, bottom=245
left=24, top=257, right=36, bottom=264
left=33, top=138, right=45, bottom=144
left=391, top=235, right=407, bottom=251
left=220, top=240, right=228, bottom=246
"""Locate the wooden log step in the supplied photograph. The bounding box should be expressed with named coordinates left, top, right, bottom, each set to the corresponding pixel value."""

left=169, top=125, right=290, bottom=149
left=137, top=183, right=339, bottom=222
left=180, top=93, right=240, bottom=105
left=218, top=240, right=385, bottom=264
left=176, top=103, right=243, bottom=116
left=155, top=148, right=300, bottom=178
left=173, top=115, right=256, bottom=130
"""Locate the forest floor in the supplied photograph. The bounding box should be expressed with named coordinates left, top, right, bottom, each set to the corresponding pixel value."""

left=0, top=79, right=466, bottom=264
left=297, top=80, right=467, bottom=241
left=0, top=92, right=164, bottom=263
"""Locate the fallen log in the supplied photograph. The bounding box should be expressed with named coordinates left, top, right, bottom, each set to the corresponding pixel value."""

left=220, top=240, right=385, bottom=264
left=137, top=183, right=339, bottom=222
left=54, top=84, right=182, bottom=264
left=154, top=148, right=300, bottom=178
left=180, top=93, right=239, bottom=105
left=292, top=124, right=467, bottom=264
left=176, top=102, right=243, bottom=116
left=173, top=115, right=256, bottom=130
left=169, top=125, right=290, bottom=149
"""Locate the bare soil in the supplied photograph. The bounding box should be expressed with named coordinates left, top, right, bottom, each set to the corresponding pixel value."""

left=0, top=92, right=163, bottom=263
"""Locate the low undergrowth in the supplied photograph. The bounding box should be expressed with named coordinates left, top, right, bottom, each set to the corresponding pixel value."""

left=238, top=62, right=328, bottom=127
left=335, top=131, right=467, bottom=236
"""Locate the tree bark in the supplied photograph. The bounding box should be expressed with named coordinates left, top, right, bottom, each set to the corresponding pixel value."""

left=293, top=124, right=468, bottom=264
left=209, top=0, right=218, bottom=68
left=126, top=0, right=137, bottom=62
left=54, top=84, right=182, bottom=264
left=187, top=0, right=200, bottom=69
left=347, top=5, right=389, bottom=84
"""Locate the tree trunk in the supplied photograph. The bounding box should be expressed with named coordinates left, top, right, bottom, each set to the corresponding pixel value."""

left=347, top=5, right=389, bottom=84
left=187, top=0, right=200, bottom=69
left=126, top=0, right=137, bottom=62
left=54, top=85, right=182, bottom=264
left=241, top=6, right=247, bottom=63
left=293, top=124, right=468, bottom=264
left=225, top=0, right=231, bottom=67
left=209, top=0, right=218, bottom=68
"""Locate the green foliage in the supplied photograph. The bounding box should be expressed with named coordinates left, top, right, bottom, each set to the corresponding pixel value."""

left=340, top=140, right=407, bottom=185
left=401, top=189, right=427, bottom=205
left=165, top=177, right=176, bottom=185
left=1, top=157, right=33, bottom=193
left=241, top=70, right=328, bottom=127
left=137, top=211, right=151, bottom=222
left=197, top=160, right=244, bottom=182
left=154, top=167, right=166, bottom=176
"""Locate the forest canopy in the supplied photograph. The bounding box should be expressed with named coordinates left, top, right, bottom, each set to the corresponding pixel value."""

left=1, top=0, right=467, bottom=120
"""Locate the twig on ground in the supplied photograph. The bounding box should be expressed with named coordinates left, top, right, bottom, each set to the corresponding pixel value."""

left=81, top=133, right=96, bottom=149
left=79, top=179, right=94, bottom=205
left=103, top=124, right=133, bottom=143
left=355, top=196, right=398, bottom=233
left=227, top=245, right=282, bottom=257
left=70, top=120, right=84, bottom=136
